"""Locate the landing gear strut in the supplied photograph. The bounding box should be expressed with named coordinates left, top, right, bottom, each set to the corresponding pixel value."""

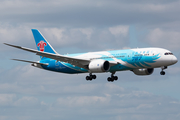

left=107, top=72, right=118, bottom=82
left=86, top=73, right=96, bottom=81
left=160, top=66, right=167, bottom=75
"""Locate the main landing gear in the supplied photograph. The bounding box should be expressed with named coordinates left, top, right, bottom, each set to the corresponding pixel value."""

left=86, top=73, right=96, bottom=81
left=86, top=72, right=118, bottom=82
left=107, top=72, right=118, bottom=82
left=160, top=66, right=167, bottom=75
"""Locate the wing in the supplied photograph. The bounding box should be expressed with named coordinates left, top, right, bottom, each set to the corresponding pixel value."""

left=4, top=43, right=120, bottom=69
left=4, top=43, right=90, bottom=69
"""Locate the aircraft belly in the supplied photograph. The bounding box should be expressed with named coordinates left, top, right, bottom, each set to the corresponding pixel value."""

left=41, top=60, right=87, bottom=74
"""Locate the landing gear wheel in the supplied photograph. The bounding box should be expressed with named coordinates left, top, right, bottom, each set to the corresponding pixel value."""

left=86, top=76, right=90, bottom=80
left=107, top=72, right=118, bottom=82
left=160, top=66, right=167, bottom=76
left=107, top=77, right=114, bottom=82
left=92, top=75, right=96, bottom=79
left=86, top=74, right=96, bottom=81
left=107, top=77, right=111, bottom=82
left=160, top=71, right=165, bottom=75
left=114, top=76, right=118, bottom=80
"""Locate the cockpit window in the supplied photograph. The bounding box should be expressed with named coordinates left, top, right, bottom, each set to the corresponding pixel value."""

left=164, top=52, right=173, bottom=55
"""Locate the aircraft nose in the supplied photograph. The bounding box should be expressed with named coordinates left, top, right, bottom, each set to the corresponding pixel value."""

left=172, top=56, right=178, bottom=64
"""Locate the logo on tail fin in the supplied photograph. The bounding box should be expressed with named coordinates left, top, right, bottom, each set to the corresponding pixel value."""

left=37, top=41, right=47, bottom=52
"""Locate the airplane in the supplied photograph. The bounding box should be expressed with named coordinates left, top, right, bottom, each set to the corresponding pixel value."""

left=4, top=29, right=178, bottom=82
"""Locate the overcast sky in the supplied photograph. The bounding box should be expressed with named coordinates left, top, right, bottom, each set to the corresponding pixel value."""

left=0, top=0, right=180, bottom=120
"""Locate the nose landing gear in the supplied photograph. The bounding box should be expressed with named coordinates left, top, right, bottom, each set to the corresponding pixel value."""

left=160, top=66, right=167, bottom=75
left=160, top=71, right=165, bottom=75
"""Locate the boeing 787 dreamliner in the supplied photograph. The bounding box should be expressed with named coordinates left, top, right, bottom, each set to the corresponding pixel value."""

left=4, top=29, right=178, bottom=82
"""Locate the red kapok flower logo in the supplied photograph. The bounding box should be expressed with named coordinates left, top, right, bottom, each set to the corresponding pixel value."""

left=37, top=41, right=47, bottom=52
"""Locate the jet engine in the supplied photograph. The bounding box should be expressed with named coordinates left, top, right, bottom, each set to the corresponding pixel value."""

left=132, top=68, right=154, bottom=75
left=88, top=59, right=110, bottom=73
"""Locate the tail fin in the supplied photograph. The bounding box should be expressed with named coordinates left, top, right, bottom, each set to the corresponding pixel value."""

left=32, top=29, right=57, bottom=55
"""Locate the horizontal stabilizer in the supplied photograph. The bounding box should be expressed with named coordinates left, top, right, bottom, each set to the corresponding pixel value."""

left=12, top=59, right=49, bottom=66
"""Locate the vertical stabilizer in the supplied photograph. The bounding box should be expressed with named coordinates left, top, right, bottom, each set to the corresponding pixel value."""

left=32, top=29, right=57, bottom=55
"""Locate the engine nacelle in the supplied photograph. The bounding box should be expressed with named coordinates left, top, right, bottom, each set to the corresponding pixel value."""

left=132, top=68, right=154, bottom=75
left=88, top=59, right=110, bottom=73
